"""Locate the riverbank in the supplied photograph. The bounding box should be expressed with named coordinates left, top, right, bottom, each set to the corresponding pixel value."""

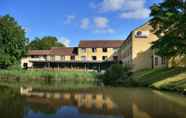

left=0, top=69, right=97, bottom=80
left=129, top=67, right=186, bottom=93
left=0, top=69, right=98, bottom=90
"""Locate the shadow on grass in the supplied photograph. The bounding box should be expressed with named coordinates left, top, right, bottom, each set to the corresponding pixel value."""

left=132, top=67, right=186, bottom=87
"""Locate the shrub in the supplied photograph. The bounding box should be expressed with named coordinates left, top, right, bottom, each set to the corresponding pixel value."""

left=98, top=64, right=132, bottom=86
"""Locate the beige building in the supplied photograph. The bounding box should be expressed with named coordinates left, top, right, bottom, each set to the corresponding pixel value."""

left=21, top=40, right=124, bottom=70
left=22, top=22, right=184, bottom=71
left=77, top=40, right=123, bottom=62
left=118, top=23, right=168, bottom=71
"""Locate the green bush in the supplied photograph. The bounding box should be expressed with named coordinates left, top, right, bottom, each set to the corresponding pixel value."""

left=98, top=64, right=132, bottom=86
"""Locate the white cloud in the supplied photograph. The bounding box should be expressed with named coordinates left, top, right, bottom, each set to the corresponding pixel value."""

left=100, top=0, right=126, bottom=12
left=80, top=16, right=115, bottom=34
left=95, top=0, right=150, bottom=19
left=64, top=15, right=76, bottom=24
left=94, top=17, right=109, bottom=29
left=93, top=17, right=115, bottom=34
left=80, top=18, right=90, bottom=29
left=60, top=37, right=70, bottom=47
left=120, top=8, right=150, bottom=19
left=94, top=28, right=115, bottom=34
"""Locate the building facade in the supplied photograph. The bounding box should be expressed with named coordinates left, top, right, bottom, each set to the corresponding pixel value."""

left=118, top=23, right=168, bottom=71
left=22, top=23, right=184, bottom=71
left=21, top=40, right=124, bottom=71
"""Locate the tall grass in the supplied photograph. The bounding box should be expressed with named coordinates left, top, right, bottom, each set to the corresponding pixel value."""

left=0, top=69, right=97, bottom=80
left=0, top=69, right=98, bottom=90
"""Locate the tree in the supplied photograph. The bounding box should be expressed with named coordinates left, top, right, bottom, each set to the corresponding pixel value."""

left=150, top=0, right=186, bottom=59
left=0, top=15, right=28, bottom=66
left=98, top=64, right=132, bottom=86
left=28, top=36, right=65, bottom=50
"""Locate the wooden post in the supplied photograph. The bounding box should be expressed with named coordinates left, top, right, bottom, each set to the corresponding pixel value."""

left=85, top=63, right=87, bottom=72
left=58, top=63, right=60, bottom=71
left=98, top=63, right=101, bottom=72
left=48, top=62, right=50, bottom=69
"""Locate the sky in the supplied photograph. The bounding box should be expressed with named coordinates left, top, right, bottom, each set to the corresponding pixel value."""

left=0, top=0, right=162, bottom=47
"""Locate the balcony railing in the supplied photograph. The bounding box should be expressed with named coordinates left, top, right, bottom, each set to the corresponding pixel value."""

left=29, top=57, right=47, bottom=62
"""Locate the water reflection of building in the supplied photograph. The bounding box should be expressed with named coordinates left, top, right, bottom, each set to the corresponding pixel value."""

left=23, top=91, right=118, bottom=116
left=74, top=94, right=114, bottom=110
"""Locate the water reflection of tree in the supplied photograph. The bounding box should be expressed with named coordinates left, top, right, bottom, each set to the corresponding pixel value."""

left=0, top=87, right=25, bottom=118
left=132, top=90, right=186, bottom=118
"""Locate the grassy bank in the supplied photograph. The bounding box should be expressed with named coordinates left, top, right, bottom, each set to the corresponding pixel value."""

left=0, top=69, right=98, bottom=90
left=130, top=67, right=186, bottom=93
left=0, top=69, right=97, bottom=80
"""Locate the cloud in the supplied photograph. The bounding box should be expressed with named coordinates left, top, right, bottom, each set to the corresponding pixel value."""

left=100, top=0, right=126, bottom=12
left=80, top=16, right=115, bottom=34
left=93, top=17, right=115, bottom=34
left=120, top=8, right=150, bottom=19
left=60, top=37, right=70, bottom=47
left=80, top=18, right=90, bottom=29
left=64, top=15, right=76, bottom=24
left=94, top=0, right=150, bottom=19
left=94, top=28, right=115, bottom=34
left=94, top=17, right=109, bottom=28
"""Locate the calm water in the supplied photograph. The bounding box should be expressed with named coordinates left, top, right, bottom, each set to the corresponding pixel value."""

left=0, top=87, right=186, bottom=118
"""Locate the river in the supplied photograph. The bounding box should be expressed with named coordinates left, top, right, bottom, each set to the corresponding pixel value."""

left=0, top=87, right=186, bottom=118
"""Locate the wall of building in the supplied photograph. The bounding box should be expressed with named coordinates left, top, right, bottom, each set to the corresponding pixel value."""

left=119, top=23, right=168, bottom=71
left=119, top=35, right=132, bottom=66
left=77, top=48, right=117, bottom=62
left=131, top=24, right=158, bottom=71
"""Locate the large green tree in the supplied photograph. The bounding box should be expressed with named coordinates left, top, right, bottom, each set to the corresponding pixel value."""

left=150, top=0, right=186, bottom=59
left=28, top=36, right=65, bottom=50
left=0, top=15, right=28, bottom=66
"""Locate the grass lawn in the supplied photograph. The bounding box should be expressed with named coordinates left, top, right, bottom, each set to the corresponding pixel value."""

left=131, top=67, right=186, bottom=92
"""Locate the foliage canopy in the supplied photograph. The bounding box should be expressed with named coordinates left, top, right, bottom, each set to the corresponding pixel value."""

left=28, top=36, right=65, bottom=50
left=150, top=0, right=186, bottom=58
left=0, top=15, right=28, bottom=66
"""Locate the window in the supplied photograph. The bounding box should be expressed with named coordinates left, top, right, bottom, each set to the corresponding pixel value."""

left=103, top=48, right=108, bottom=52
left=161, top=56, right=166, bottom=64
left=71, top=56, right=75, bottom=61
left=61, top=56, right=65, bottom=61
left=113, top=56, right=118, bottom=61
left=81, top=56, right=86, bottom=61
left=155, top=57, right=158, bottom=66
left=81, top=48, right=86, bottom=53
left=51, top=56, right=55, bottom=61
left=92, top=48, right=97, bottom=53
left=92, top=56, right=97, bottom=61
left=102, top=56, right=107, bottom=60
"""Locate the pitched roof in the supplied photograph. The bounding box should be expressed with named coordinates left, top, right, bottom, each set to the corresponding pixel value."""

left=79, top=40, right=125, bottom=48
left=49, top=47, right=77, bottom=56
left=27, top=50, right=49, bottom=56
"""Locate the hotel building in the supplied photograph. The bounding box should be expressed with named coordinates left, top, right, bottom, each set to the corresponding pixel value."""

left=21, top=40, right=124, bottom=71
left=118, top=23, right=168, bottom=71
left=22, top=22, right=185, bottom=71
